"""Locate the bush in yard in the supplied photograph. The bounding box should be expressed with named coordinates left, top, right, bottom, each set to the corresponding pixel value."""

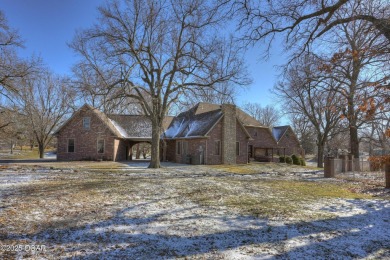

left=279, top=156, right=285, bottom=163
left=299, top=157, right=306, bottom=166
left=291, top=154, right=300, bottom=165
left=285, top=156, right=292, bottom=164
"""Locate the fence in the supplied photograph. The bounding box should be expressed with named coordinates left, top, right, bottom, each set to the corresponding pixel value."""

left=324, top=155, right=381, bottom=178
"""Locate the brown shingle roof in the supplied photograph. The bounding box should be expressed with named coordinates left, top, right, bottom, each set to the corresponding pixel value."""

left=107, top=114, right=175, bottom=139
left=164, top=102, right=258, bottom=139
left=193, top=102, right=263, bottom=127
left=164, top=106, right=223, bottom=138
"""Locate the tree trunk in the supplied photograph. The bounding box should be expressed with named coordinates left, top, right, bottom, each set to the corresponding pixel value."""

left=317, top=134, right=325, bottom=168
left=38, top=143, right=44, bottom=159
left=317, top=143, right=324, bottom=168
left=350, top=126, right=359, bottom=158
left=349, top=125, right=360, bottom=171
left=149, top=120, right=161, bottom=168
left=385, top=163, right=390, bottom=189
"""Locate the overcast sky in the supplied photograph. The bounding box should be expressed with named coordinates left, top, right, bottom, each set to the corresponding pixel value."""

left=1, top=0, right=287, bottom=111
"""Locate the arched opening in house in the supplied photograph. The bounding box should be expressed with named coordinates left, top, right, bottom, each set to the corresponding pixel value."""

left=126, top=141, right=151, bottom=161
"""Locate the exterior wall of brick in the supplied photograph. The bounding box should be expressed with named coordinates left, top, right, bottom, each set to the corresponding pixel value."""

left=164, top=120, right=249, bottom=165
left=205, top=120, right=223, bottom=165
left=247, top=127, right=278, bottom=149
left=171, top=139, right=207, bottom=164
left=246, top=126, right=279, bottom=162
left=164, top=140, right=176, bottom=162
left=114, top=139, right=128, bottom=161
left=222, top=104, right=236, bottom=164
left=236, top=121, right=249, bottom=164
left=277, top=128, right=304, bottom=157
left=57, top=107, right=117, bottom=161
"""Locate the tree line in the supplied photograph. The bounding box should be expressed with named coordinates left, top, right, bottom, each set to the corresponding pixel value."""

left=0, top=0, right=388, bottom=168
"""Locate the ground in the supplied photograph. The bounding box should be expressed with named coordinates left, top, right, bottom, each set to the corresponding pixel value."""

left=0, top=161, right=389, bottom=259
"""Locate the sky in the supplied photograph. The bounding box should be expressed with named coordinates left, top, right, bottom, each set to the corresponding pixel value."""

left=1, top=0, right=287, bottom=109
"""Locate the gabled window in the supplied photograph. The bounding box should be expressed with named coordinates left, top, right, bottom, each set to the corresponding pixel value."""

left=215, top=140, right=221, bottom=155
left=236, top=142, right=240, bottom=156
left=97, top=139, right=105, bottom=153
left=83, top=117, right=91, bottom=129
left=68, top=139, right=75, bottom=153
left=176, top=141, right=182, bottom=155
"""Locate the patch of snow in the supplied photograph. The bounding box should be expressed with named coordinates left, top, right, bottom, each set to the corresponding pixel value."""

left=109, top=119, right=128, bottom=138
left=0, top=166, right=389, bottom=259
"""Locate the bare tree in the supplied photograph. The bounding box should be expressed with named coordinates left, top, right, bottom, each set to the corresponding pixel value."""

left=242, top=102, right=281, bottom=127
left=0, top=10, right=36, bottom=99
left=275, top=54, right=343, bottom=167
left=173, top=82, right=239, bottom=113
left=71, top=0, right=250, bottom=168
left=289, top=113, right=317, bottom=155
left=235, top=0, right=390, bottom=55
left=316, top=16, right=390, bottom=161
left=72, top=62, right=143, bottom=114
left=15, top=70, right=75, bottom=158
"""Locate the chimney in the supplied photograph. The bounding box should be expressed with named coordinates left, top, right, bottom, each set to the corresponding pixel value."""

left=221, top=104, right=236, bottom=164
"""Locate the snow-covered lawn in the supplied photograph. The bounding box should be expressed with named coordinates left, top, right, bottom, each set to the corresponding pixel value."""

left=0, top=163, right=389, bottom=259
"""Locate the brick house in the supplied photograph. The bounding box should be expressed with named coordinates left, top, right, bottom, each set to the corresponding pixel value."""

left=55, top=104, right=172, bottom=161
left=55, top=103, right=303, bottom=163
left=163, top=103, right=252, bottom=164
left=272, top=125, right=305, bottom=158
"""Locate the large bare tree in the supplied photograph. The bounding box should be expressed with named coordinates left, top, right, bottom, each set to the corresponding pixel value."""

left=236, top=0, right=390, bottom=55
left=289, top=113, right=317, bottom=155
left=71, top=0, right=250, bottom=168
left=242, top=102, right=281, bottom=127
left=0, top=10, right=35, bottom=99
left=15, top=70, right=75, bottom=158
left=275, top=54, right=343, bottom=167
left=317, top=16, right=390, bottom=161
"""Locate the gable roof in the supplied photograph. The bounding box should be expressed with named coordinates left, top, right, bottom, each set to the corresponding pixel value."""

left=164, top=107, right=223, bottom=138
left=107, top=114, right=174, bottom=139
left=272, top=126, right=290, bottom=142
left=55, top=104, right=173, bottom=140
left=164, top=102, right=256, bottom=139
left=193, top=102, right=263, bottom=127
left=54, top=104, right=122, bottom=137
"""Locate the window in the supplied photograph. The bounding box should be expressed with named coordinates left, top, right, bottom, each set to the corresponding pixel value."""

left=236, top=142, right=240, bottom=156
left=68, top=139, right=75, bottom=153
left=83, top=117, right=91, bottom=129
left=97, top=139, right=105, bottom=153
left=176, top=141, right=182, bottom=155
left=215, top=140, right=221, bottom=155
left=254, top=131, right=258, bottom=137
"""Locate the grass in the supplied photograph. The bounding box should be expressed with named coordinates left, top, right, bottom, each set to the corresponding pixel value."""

left=0, top=163, right=387, bottom=259
left=0, top=163, right=381, bottom=237
left=180, top=177, right=373, bottom=220
left=0, top=147, right=55, bottom=159
left=211, top=162, right=322, bottom=174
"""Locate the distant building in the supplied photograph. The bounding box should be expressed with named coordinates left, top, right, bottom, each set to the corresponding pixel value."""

left=55, top=103, right=304, bottom=164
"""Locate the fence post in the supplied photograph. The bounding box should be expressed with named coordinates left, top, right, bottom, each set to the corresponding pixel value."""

left=324, top=156, right=335, bottom=178
left=340, top=155, right=347, bottom=172
left=347, top=154, right=353, bottom=171
left=386, top=163, right=390, bottom=189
